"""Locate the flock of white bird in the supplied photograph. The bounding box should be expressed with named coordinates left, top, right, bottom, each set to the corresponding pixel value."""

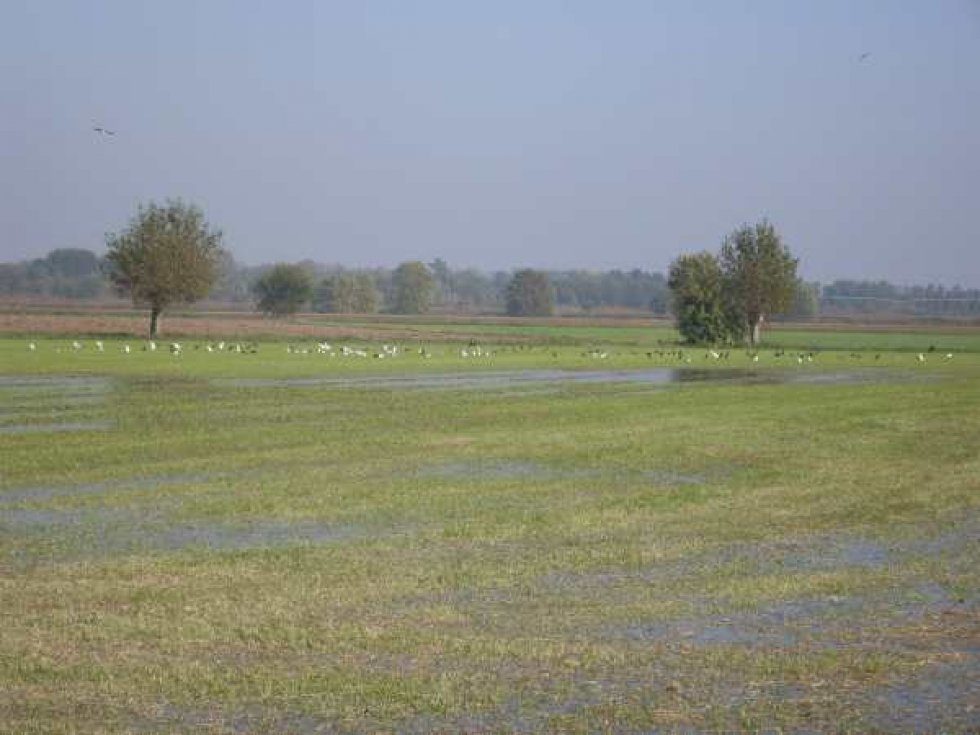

left=25, top=340, right=955, bottom=364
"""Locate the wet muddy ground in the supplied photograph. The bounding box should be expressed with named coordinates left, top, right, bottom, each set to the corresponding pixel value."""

left=1, top=504, right=354, bottom=563
left=1, top=358, right=976, bottom=732
left=4, top=484, right=976, bottom=731
left=0, top=374, right=114, bottom=433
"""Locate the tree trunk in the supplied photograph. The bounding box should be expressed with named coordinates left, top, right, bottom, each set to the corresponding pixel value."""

left=149, top=307, right=161, bottom=338
left=750, top=315, right=763, bottom=347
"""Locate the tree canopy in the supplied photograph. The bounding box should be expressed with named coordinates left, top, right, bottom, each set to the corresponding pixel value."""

left=719, top=220, right=798, bottom=345
left=667, top=252, right=732, bottom=344
left=668, top=221, right=799, bottom=345
left=45, top=248, right=101, bottom=278
left=505, top=269, right=554, bottom=316
left=104, top=200, right=226, bottom=336
left=313, top=273, right=378, bottom=314
left=252, top=263, right=314, bottom=317
left=391, top=261, right=434, bottom=314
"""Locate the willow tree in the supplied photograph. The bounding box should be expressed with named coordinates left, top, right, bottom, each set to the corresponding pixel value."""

left=105, top=200, right=226, bottom=337
left=718, top=220, right=798, bottom=346
left=667, top=251, right=732, bottom=344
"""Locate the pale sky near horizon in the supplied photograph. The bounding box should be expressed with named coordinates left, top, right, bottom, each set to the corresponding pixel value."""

left=2, top=1, right=978, bottom=286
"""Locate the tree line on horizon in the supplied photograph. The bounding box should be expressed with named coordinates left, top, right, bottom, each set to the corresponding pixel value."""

left=5, top=246, right=977, bottom=319
left=2, top=200, right=978, bottom=338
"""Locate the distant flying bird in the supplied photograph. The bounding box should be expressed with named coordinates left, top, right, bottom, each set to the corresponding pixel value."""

left=92, top=126, right=116, bottom=137
left=858, top=52, right=871, bottom=62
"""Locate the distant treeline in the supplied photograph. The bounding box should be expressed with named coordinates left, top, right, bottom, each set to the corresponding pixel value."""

left=0, top=249, right=108, bottom=299
left=2, top=249, right=978, bottom=318
left=818, top=280, right=980, bottom=318
left=217, top=258, right=672, bottom=314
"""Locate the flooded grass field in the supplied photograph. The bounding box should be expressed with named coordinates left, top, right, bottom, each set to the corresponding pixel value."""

left=1, top=332, right=978, bottom=732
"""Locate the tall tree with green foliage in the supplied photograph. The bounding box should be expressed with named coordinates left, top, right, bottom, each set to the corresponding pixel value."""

left=667, top=252, right=733, bottom=344
left=505, top=269, right=554, bottom=316
left=252, top=263, right=314, bottom=317
left=391, top=261, right=434, bottom=314
left=104, top=199, right=226, bottom=337
left=718, top=220, right=798, bottom=345
left=313, top=273, right=378, bottom=313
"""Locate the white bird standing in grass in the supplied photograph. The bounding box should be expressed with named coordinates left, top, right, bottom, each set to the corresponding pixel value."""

left=123, top=344, right=131, bottom=354
left=148, top=341, right=157, bottom=352
left=95, top=341, right=104, bottom=352
left=28, top=342, right=36, bottom=351
left=916, top=353, right=925, bottom=362
left=72, top=341, right=82, bottom=350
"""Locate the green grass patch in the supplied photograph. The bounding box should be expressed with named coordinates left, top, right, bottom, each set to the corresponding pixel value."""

left=1, top=329, right=978, bottom=732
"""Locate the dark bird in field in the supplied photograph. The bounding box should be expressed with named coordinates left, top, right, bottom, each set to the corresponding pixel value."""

left=858, top=52, right=871, bottom=62
left=93, top=126, right=116, bottom=137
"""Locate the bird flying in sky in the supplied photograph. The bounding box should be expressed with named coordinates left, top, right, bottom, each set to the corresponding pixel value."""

left=92, top=126, right=116, bottom=137
left=858, top=52, right=871, bottom=62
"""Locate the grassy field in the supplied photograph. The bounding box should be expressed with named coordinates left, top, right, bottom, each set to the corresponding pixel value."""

left=1, top=326, right=978, bottom=733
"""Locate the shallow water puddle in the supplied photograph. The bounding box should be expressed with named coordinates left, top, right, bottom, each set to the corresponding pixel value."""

left=622, top=596, right=861, bottom=648
left=0, top=375, right=113, bottom=392
left=421, top=459, right=707, bottom=485
left=0, top=375, right=113, bottom=407
left=868, top=659, right=980, bottom=733
left=217, top=368, right=900, bottom=391
left=424, top=460, right=596, bottom=481
left=1, top=505, right=355, bottom=557
left=0, top=420, right=115, bottom=435
left=542, top=529, right=969, bottom=595
left=776, top=539, right=892, bottom=571
left=151, top=519, right=354, bottom=551
left=0, top=472, right=219, bottom=504
left=0, top=375, right=114, bottom=433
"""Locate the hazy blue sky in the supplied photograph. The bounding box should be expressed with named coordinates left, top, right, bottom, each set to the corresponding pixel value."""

left=2, top=1, right=978, bottom=285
